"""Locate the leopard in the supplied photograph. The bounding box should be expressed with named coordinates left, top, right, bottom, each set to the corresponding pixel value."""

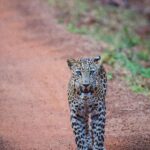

left=67, top=56, right=107, bottom=150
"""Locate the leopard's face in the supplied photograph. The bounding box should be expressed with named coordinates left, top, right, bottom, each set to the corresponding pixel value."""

left=67, top=56, right=101, bottom=98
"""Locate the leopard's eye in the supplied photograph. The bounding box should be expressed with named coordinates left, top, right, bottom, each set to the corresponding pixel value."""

left=76, top=70, right=81, bottom=75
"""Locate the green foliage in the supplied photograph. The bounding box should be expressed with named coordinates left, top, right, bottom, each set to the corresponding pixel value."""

left=107, top=72, right=113, bottom=80
left=122, top=27, right=141, bottom=48
left=67, top=23, right=89, bottom=34
left=131, top=85, right=146, bottom=94
left=137, top=51, right=150, bottom=61
left=141, top=68, right=150, bottom=78
left=103, top=49, right=150, bottom=78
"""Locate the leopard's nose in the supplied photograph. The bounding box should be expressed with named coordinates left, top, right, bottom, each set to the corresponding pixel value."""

left=83, top=83, right=90, bottom=87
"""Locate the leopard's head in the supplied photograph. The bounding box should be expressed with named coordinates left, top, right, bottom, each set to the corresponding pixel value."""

left=67, top=56, right=101, bottom=97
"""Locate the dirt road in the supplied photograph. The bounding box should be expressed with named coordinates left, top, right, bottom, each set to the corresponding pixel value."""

left=0, top=0, right=150, bottom=150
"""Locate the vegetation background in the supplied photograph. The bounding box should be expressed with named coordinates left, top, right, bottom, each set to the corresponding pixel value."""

left=49, top=0, right=150, bottom=95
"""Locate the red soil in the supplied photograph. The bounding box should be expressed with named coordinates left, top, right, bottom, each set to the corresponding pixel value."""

left=0, top=0, right=150, bottom=150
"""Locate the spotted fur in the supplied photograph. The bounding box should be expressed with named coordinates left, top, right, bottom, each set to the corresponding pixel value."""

left=67, top=56, right=107, bottom=150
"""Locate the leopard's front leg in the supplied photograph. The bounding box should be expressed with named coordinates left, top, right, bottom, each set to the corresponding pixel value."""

left=69, top=101, right=89, bottom=150
left=91, top=101, right=106, bottom=150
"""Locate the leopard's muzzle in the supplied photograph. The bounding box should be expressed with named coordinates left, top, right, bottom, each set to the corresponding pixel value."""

left=80, top=84, right=94, bottom=94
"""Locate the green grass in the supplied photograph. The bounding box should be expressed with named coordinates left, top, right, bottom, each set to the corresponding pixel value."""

left=107, top=72, right=113, bottom=80
left=48, top=0, right=150, bottom=95
left=131, top=85, right=148, bottom=94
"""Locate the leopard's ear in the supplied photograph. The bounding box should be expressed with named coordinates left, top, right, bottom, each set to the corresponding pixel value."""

left=93, top=56, right=101, bottom=64
left=67, top=58, right=76, bottom=69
